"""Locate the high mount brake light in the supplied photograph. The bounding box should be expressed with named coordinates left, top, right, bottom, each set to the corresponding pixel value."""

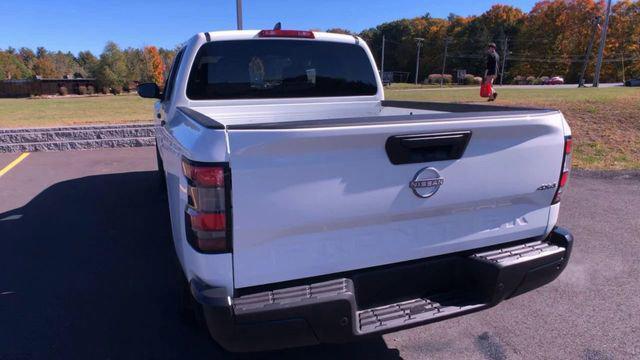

left=182, top=158, right=232, bottom=253
left=258, top=29, right=315, bottom=39
left=552, top=136, right=572, bottom=204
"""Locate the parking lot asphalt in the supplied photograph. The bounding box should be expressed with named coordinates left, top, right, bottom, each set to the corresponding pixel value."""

left=1, top=148, right=638, bottom=359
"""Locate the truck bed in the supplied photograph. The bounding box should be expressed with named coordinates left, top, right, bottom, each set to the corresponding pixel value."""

left=182, top=100, right=555, bottom=130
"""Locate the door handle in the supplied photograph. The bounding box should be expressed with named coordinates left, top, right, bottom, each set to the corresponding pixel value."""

left=385, top=131, right=472, bottom=165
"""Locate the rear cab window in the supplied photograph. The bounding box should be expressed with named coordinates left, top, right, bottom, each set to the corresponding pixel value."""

left=186, top=40, right=377, bottom=100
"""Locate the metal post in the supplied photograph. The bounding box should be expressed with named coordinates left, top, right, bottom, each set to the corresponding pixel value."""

left=236, top=0, right=243, bottom=30
left=414, top=38, right=424, bottom=85
left=381, top=35, right=386, bottom=76
left=440, top=37, right=450, bottom=88
left=593, top=0, right=612, bottom=87
left=500, top=37, right=508, bottom=86
left=621, top=53, right=626, bottom=83
left=578, top=16, right=601, bottom=87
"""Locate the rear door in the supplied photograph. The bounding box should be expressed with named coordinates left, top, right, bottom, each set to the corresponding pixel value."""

left=227, top=111, right=566, bottom=288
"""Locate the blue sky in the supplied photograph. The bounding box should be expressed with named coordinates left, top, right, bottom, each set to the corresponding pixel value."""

left=0, top=0, right=540, bottom=54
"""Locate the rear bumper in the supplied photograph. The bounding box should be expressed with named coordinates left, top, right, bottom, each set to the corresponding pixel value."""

left=192, top=227, right=573, bottom=352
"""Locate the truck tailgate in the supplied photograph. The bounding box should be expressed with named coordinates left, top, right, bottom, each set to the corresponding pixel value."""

left=227, top=111, right=565, bottom=288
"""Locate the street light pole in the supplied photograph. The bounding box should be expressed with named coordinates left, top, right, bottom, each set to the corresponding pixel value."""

left=593, top=0, right=612, bottom=87
left=414, top=38, right=424, bottom=85
left=236, top=0, right=243, bottom=30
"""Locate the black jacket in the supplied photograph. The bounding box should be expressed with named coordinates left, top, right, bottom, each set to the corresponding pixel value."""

left=486, top=52, right=500, bottom=76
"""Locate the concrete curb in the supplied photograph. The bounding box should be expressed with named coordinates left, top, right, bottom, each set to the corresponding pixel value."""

left=0, top=123, right=156, bottom=153
left=573, top=169, right=640, bottom=180
left=0, top=123, right=154, bottom=133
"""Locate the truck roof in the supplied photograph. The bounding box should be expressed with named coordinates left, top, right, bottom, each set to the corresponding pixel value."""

left=202, top=29, right=360, bottom=44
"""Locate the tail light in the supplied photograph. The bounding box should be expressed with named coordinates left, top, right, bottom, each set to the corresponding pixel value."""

left=258, top=29, right=315, bottom=39
left=552, top=136, right=572, bottom=204
left=182, top=159, right=231, bottom=253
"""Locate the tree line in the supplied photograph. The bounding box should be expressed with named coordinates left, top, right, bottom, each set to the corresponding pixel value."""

left=0, top=42, right=175, bottom=91
left=358, top=0, right=640, bottom=83
left=1, top=0, right=638, bottom=87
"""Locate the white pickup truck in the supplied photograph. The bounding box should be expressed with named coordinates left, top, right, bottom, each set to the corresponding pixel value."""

left=138, top=29, right=574, bottom=352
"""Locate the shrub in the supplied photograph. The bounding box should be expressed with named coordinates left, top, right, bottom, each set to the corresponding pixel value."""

left=511, top=75, right=527, bottom=85
left=58, top=86, right=68, bottom=96
left=540, top=76, right=550, bottom=84
left=526, top=76, right=536, bottom=85
left=101, top=86, right=110, bottom=94
left=463, top=74, right=475, bottom=85
left=473, top=77, right=483, bottom=85
left=111, top=86, right=123, bottom=95
left=532, top=78, right=544, bottom=85
left=426, top=74, right=453, bottom=84
left=87, top=85, right=95, bottom=95
left=78, top=85, right=88, bottom=95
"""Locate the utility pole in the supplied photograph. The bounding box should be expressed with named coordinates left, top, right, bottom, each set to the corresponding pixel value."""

left=236, top=0, right=243, bottom=30
left=621, top=53, right=626, bottom=83
left=440, top=37, right=451, bottom=87
left=414, top=38, right=424, bottom=85
left=500, top=36, right=508, bottom=86
left=578, top=16, right=601, bottom=87
left=593, top=0, right=612, bottom=87
left=381, top=35, right=386, bottom=76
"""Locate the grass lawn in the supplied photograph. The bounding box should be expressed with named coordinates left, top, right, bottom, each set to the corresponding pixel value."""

left=1, top=87, right=638, bottom=170
left=386, top=87, right=640, bottom=170
left=0, top=94, right=155, bottom=128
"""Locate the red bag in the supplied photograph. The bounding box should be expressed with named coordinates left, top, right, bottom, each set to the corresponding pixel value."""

left=480, top=80, right=493, bottom=98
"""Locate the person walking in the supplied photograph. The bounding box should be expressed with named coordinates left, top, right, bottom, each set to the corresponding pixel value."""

left=484, top=43, right=500, bottom=101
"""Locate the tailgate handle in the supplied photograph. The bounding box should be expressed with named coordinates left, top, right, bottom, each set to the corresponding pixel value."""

left=385, top=131, right=471, bottom=165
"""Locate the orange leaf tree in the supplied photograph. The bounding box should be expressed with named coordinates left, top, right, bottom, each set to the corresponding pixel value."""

left=144, top=46, right=165, bottom=85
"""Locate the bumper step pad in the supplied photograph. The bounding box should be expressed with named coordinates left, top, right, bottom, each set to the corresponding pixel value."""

left=357, top=292, right=483, bottom=333
left=472, top=240, right=564, bottom=267
left=234, top=279, right=351, bottom=315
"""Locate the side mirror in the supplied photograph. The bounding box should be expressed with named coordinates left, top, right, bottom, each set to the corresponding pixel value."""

left=138, top=83, right=162, bottom=99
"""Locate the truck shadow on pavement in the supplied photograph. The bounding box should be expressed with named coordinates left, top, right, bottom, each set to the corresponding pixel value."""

left=0, top=171, right=402, bottom=359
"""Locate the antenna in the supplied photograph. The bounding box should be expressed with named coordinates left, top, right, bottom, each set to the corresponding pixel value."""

left=273, top=22, right=282, bottom=30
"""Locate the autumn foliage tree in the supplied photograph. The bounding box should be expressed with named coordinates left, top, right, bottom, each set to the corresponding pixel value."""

left=143, top=46, right=165, bottom=85
left=361, top=0, right=639, bottom=83
left=1, top=0, right=639, bottom=84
